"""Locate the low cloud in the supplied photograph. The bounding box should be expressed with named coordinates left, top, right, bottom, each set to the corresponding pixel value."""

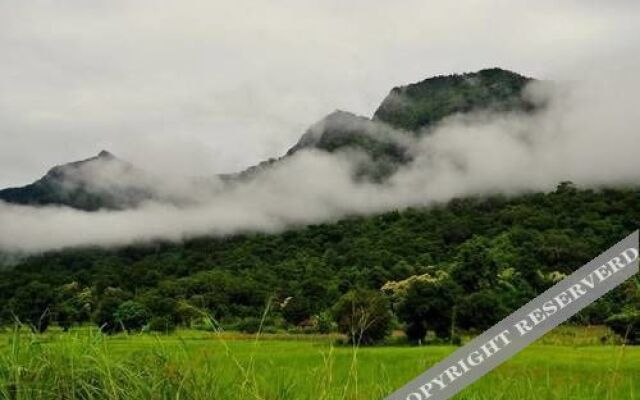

left=1, top=75, right=639, bottom=253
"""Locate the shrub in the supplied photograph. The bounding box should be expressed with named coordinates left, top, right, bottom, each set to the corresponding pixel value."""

left=234, top=317, right=264, bottom=334
left=114, top=300, right=150, bottom=332
left=332, top=289, right=393, bottom=345
left=605, top=311, right=640, bottom=344
left=147, top=315, right=176, bottom=333
left=314, top=311, right=336, bottom=334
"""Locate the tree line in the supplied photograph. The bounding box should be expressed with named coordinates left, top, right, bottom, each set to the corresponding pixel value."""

left=1, top=182, right=639, bottom=343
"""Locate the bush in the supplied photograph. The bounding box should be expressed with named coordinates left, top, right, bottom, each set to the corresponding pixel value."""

left=332, top=289, right=393, bottom=345
left=234, top=317, right=264, bottom=334
left=314, top=311, right=336, bottom=334
left=605, top=311, right=640, bottom=344
left=147, top=316, right=176, bottom=333
left=114, top=301, right=149, bottom=332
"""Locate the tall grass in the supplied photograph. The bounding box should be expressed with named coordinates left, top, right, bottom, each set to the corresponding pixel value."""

left=0, top=324, right=638, bottom=400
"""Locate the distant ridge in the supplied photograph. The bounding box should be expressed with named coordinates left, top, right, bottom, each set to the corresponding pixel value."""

left=0, top=68, right=535, bottom=209
left=0, top=151, right=152, bottom=211
left=236, top=68, right=535, bottom=181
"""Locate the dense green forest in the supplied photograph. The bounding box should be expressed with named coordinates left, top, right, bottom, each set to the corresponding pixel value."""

left=2, top=182, right=639, bottom=343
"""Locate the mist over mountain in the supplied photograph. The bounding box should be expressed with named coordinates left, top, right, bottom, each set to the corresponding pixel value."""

left=1, top=69, right=533, bottom=209
left=0, top=68, right=639, bottom=252
left=202, top=69, right=536, bottom=184
left=373, top=68, right=534, bottom=131
left=0, top=151, right=149, bottom=211
left=0, top=151, right=229, bottom=211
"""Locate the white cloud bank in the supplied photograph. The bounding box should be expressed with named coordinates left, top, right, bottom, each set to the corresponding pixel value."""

left=1, top=76, right=639, bottom=252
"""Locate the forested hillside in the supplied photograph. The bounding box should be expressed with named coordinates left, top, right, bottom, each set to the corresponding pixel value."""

left=2, top=182, right=639, bottom=341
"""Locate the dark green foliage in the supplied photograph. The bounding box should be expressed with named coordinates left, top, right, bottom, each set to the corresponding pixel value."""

left=332, top=289, right=393, bottom=344
left=93, top=288, right=130, bottom=334
left=7, top=281, right=55, bottom=333
left=53, top=282, right=93, bottom=331
left=0, top=184, right=638, bottom=338
left=374, top=68, right=533, bottom=131
left=457, top=290, right=511, bottom=332
left=386, top=272, right=462, bottom=342
left=281, top=296, right=315, bottom=326
left=234, top=317, right=265, bottom=334
left=451, top=235, right=500, bottom=292
left=147, top=315, right=176, bottom=333
left=314, top=311, right=335, bottom=334
left=114, top=300, right=150, bottom=332
left=604, top=278, right=640, bottom=343
left=605, top=311, right=640, bottom=344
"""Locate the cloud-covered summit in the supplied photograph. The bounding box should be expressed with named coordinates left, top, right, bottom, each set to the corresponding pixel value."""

left=0, top=68, right=535, bottom=211
left=1, top=67, right=640, bottom=252
left=2, top=0, right=639, bottom=189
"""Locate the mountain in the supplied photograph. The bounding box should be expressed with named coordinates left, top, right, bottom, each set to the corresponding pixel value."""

left=373, top=68, right=533, bottom=131
left=0, top=151, right=154, bottom=211
left=291, top=69, right=532, bottom=154
left=0, top=68, right=535, bottom=208
left=232, top=68, right=534, bottom=181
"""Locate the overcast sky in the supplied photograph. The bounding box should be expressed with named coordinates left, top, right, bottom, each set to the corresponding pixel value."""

left=1, top=0, right=639, bottom=187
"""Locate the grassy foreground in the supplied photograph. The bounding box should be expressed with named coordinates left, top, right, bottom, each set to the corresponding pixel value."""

left=0, top=327, right=638, bottom=400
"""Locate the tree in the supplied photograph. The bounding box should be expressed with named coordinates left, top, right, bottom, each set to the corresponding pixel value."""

left=8, top=281, right=55, bottom=333
left=451, top=236, right=500, bottom=292
left=384, top=271, right=461, bottom=343
left=53, top=282, right=93, bottom=331
left=93, top=287, right=129, bottom=333
left=114, top=300, right=150, bottom=332
left=147, top=315, right=176, bottom=333
left=281, top=296, right=313, bottom=326
left=456, top=290, right=509, bottom=331
left=332, top=289, right=393, bottom=345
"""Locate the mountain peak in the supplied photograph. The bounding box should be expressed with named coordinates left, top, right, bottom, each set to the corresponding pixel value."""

left=475, top=67, right=528, bottom=78
left=97, top=150, right=116, bottom=159
left=373, top=68, right=534, bottom=131
left=325, top=109, right=356, bottom=119
left=0, top=150, right=145, bottom=211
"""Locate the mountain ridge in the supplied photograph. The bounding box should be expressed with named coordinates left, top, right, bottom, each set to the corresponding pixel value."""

left=0, top=68, right=535, bottom=210
left=225, top=68, right=535, bottom=183
left=0, top=150, right=153, bottom=211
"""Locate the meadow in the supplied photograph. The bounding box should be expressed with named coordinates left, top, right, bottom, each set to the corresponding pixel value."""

left=0, top=326, right=638, bottom=400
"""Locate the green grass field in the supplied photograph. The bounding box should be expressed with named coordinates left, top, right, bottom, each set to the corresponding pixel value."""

left=0, top=326, right=638, bottom=400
